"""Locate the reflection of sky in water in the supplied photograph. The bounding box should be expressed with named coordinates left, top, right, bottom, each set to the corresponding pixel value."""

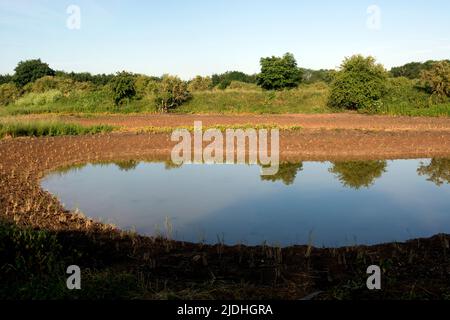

left=41, top=159, right=450, bottom=247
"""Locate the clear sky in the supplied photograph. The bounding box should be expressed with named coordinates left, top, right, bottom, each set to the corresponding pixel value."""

left=1, top=0, right=449, bottom=79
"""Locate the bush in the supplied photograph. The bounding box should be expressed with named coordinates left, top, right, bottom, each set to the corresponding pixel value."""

left=328, top=55, right=388, bottom=110
left=212, top=71, right=256, bottom=89
left=109, top=72, right=136, bottom=106
left=188, top=76, right=213, bottom=91
left=15, top=90, right=63, bottom=106
left=420, top=61, right=450, bottom=100
left=154, top=74, right=190, bottom=112
left=13, top=59, right=55, bottom=87
left=28, top=76, right=90, bottom=95
left=257, top=53, right=302, bottom=90
left=0, top=83, right=21, bottom=106
left=134, top=75, right=159, bottom=99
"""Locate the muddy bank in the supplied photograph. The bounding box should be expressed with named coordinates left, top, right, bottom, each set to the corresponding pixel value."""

left=1, top=131, right=450, bottom=299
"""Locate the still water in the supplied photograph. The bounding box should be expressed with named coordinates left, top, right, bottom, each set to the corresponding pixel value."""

left=41, top=159, right=450, bottom=247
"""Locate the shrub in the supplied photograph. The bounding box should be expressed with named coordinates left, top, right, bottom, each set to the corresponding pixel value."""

left=154, top=74, right=190, bottom=112
left=109, top=72, right=136, bottom=106
left=420, top=61, right=450, bottom=100
left=29, top=76, right=84, bottom=95
left=0, top=83, right=21, bottom=106
left=134, top=75, right=159, bottom=99
left=15, top=90, right=63, bottom=106
left=328, top=55, right=388, bottom=110
left=188, top=76, right=213, bottom=91
left=13, top=59, right=55, bottom=87
left=212, top=71, right=256, bottom=89
left=257, top=53, right=302, bottom=90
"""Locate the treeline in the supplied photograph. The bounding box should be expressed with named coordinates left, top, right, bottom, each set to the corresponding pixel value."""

left=0, top=54, right=449, bottom=114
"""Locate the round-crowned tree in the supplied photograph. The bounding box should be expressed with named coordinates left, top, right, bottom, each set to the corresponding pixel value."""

left=328, top=55, right=388, bottom=110
left=109, top=71, right=136, bottom=106
left=13, top=59, right=55, bottom=87
left=257, top=53, right=302, bottom=90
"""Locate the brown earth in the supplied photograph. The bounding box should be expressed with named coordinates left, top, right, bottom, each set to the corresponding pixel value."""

left=12, top=113, right=450, bottom=131
left=1, top=124, right=450, bottom=299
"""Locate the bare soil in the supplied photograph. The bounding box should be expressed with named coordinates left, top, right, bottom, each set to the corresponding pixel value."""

left=1, top=114, right=450, bottom=299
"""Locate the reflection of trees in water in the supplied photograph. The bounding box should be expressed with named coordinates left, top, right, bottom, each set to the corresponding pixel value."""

left=164, top=160, right=183, bottom=170
left=417, top=158, right=450, bottom=186
left=114, top=160, right=139, bottom=171
left=260, top=162, right=303, bottom=186
left=329, top=160, right=387, bottom=189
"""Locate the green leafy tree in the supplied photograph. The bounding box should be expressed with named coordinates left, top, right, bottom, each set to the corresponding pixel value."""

left=420, top=61, right=450, bottom=100
left=257, top=53, right=302, bottom=90
left=329, top=161, right=387, bottom=189
left=13, top=59, right=55, bottom=87
left=154, top=74, right=190, bottom=112
left=109, top=72, right=136, bottom=106
left=328, top=55, right=388, bottom=110
left=0, top=83, right=21, bottom=105
left=0, top=74, right=13, bottom=85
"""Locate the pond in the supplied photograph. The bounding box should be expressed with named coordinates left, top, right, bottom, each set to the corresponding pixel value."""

left=41, top=159, right=450, bottom=247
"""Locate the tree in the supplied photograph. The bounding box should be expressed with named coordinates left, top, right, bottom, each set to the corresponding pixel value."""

left=109, top=71, right=136, bottom=106
left=329, top=161, right=387, bottom=189
left=390, top=60, right=450, bottom=79
left=257, top=53, right=302, bottom=90
left=328, top=55, right=388, bottom=110
left=420, top=61, right=450, bottom=100
left=13, top=59, right=55, bottom=87
left=0, top=83, right=21, bottom=106
left=0, top=74, right=13, bottom=85
left=188, top=76, right=213, bottom=91
left=154, top=75, right=190, bottom=112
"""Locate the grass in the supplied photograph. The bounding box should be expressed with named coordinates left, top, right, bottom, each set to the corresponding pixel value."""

left=177, top=83, right=331, bottom=114
left=0, top=120, right=115, bottom=138
left=132, top=123, right=303, bottom=134
left=1, top=83, right=331, bottom=115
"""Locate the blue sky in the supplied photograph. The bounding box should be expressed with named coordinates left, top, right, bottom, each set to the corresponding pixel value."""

left=1, top=0, right=449, bottom=79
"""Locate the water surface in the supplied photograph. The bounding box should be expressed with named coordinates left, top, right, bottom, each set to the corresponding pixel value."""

left=41, top=159, right=450, bottom=247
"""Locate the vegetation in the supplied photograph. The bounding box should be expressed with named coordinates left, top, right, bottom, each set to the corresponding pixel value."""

left=188, top=75, right=213, bottom=91
left=13, top=59, right=55, bottom=87
left=212, top=71, right=257, bottom=90
left=0, top=120, right=114, bottom=138
left=420, top=61, right=450, bottom=100
left=154, top=75, right=191, bottom=112
left=0, top=83, right=20, bottom=106
left=390, top=60, right=450, bottom=79
left=109, top=72, right=137, bottom=106
left=328, top=55, right=388, bottom=111
left=0, top=56, right=449, bottom=116
left=257, top=53, right=302, bottom=90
